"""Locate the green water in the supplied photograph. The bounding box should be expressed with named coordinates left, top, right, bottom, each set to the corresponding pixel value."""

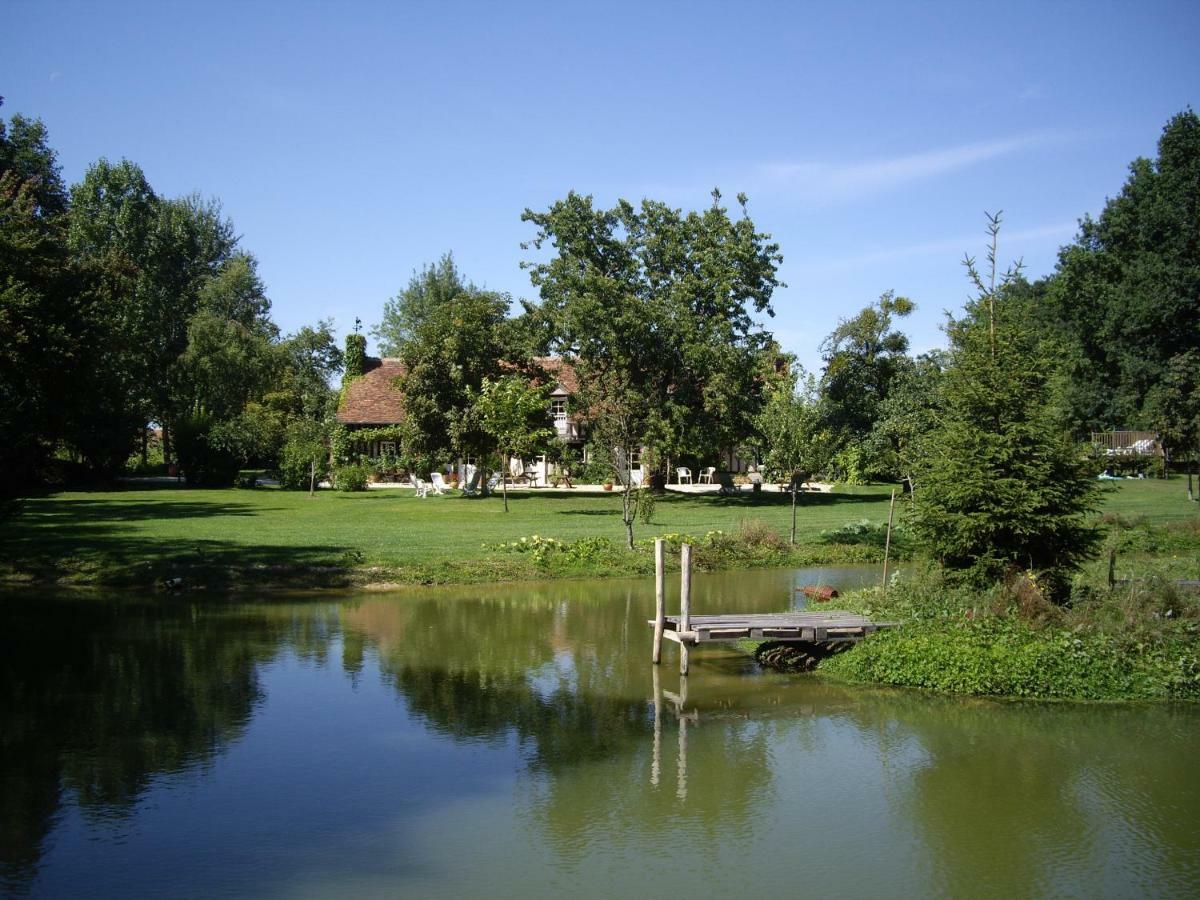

left=2, top=567, right=1197, bottom=898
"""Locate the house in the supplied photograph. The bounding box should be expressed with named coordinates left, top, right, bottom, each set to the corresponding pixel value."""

left=336, top=357, right=406, bottom=459
left=335, top=354, right=590, bottom=484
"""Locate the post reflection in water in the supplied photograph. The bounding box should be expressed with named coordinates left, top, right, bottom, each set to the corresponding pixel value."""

left=1, top=567, right=1198, bottom=898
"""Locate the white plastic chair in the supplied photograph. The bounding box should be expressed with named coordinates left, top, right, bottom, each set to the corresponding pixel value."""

left=429, top=472, right=451, bottom=494
left=676, top=467, right=692, bottom=484
left=698, top=466, right=716, bottom=484
left=411, top=476, right=429, bottom=498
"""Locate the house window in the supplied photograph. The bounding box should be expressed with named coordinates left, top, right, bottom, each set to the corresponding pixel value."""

left=629, top=450, right=641, bottom=469
left=380, top=442, right=397, bottom=456
left=550, top=398, right=567, bottom=421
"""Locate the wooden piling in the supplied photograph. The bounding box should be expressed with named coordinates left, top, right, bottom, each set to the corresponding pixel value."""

left=679, top=543, right=692, bottom=675
left=882, top=488, right=896, bottom=594
left=652, top=538, right=666, bottom=664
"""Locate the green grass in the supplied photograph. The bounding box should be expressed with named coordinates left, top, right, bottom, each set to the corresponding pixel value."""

left=0, top=483, right=893, bottom=586
left=1, top=476, right=1194, bottom=588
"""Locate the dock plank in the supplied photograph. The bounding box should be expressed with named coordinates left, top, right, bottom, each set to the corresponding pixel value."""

left=647, top=611, right=895, bottom=645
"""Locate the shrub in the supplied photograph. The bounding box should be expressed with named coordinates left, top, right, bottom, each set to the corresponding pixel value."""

left=333, top=463, right=371, bottom=492
left=279, top=424, right=328, bottom=491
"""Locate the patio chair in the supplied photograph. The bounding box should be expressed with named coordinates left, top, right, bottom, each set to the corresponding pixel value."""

left=429, top=472, right=452, bottom=494
left=698, top=466, right=716, bottom=484
left=410, top=476, right=430, bottom=499
left=676, top=467, right=693, bottom=484
left=460, top=467, right=485, bottom=496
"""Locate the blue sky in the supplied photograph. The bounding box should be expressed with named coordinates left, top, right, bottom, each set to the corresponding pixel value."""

left=4, top=0, right=1197, bottom=373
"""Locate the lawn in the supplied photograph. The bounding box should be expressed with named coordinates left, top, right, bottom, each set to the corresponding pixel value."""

left=1, top=477, right=1194, bottom=587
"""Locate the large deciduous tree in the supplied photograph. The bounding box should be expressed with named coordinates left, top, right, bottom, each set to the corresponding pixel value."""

left=385, top=256, right=512, bottom=464
left=1042, top=110, right=1200, bottom=435
left=521, top=189, right=782, bottom=480
left=817, top=290, right=915, bottom=482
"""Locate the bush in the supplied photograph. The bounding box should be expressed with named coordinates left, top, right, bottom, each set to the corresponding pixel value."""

left=333, top=463, right=371, bottom=492
left=174, top=414, right=240, bottom=487
left=279, top=435, right=327, bottom=490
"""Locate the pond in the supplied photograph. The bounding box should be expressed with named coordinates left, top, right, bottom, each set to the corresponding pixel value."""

left=2, top=568, right=1198, bottom=898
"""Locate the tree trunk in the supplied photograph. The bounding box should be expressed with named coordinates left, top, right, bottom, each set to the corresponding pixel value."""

left=790, top=482, right=798, bottom=545
left=502, top=452, right=509, bottom=512
left=141, top=426, right=149, bottom=467
left=309, top=459, right=316, bottom=497
left=622, top=483, right=635, bottom=550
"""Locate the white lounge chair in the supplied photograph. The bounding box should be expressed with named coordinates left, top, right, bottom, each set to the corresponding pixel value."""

left=676, top=467, right=693, bottom=484
left=429, top=472, right=451, bottom=494
left=698, top=466, right=716, bottom=484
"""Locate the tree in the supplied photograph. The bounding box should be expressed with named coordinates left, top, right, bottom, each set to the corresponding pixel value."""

left=390, top=260, right=512, bottom=464
left=473, top=375, right=555, bottom=512
left=521, top=189, right=782, bottom=510
left=1042, top=110, right=1200, bottom=434
left=755, top=361, right=827, bottom=542
left=0, top=112, right=68, bottom=217
left=274, top=320, right=344, bottom=420
left=817, top=290, right=915, bottom=481
left=373, top=253, right=475, bottom=357
left=909, top=215, right=1101, bottom=597
left=865, top=351, right=946, bottom=493
left=1144, top=350, right=1200, bottom=498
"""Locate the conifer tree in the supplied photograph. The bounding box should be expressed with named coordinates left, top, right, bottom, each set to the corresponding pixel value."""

left=910, top=215, right=1100, bottom=597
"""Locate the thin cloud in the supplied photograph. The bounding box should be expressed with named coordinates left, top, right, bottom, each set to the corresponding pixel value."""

left=807, top=222, right=1079, bottom=273
left=760, top=134, right=1064, bottom=202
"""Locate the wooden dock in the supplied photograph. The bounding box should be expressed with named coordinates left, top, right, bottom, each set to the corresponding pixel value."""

left=651, top=611, right=891, bottom=645
left=649, top=539, right=895, bottom=674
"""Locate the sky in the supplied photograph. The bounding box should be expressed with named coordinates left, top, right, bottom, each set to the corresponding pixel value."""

left=4, top=0, right=1198, bottom=373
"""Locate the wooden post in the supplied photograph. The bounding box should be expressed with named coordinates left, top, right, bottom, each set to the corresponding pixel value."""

left=652, top=538, right=666, bottom=664
left=679, top=543, right=692, bottom=675
left=881, top=488, right=896, bottom=595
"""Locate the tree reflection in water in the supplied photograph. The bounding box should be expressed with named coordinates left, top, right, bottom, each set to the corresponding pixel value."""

left=2, top=575, right=1197, bottom=897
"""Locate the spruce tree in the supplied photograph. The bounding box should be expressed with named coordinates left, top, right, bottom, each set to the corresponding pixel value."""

left=910, top=215, right=1100, bottom=596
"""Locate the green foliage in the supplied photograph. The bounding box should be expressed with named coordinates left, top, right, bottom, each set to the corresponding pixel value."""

left=372, top=253, right=473, bottom=357
left=754, top=361, right=829, bottom=480
left=909, top=215, right=1101, bottom=594
left=577, top=447, right=615, bottom=484
left=817, top=290, right=916, bottom=479
left=1041, top=110, right=1200, bottom=435
left=277, top=420, right=329, bottom=490
left=344, top=333, right=366, bottom=378
left=389, top=258, right=511, bottom=461
left=522, top=189, right=783, bottom=470
left=865, top=351, right=945, bottom=488
left=174, top=412, right=240, bottom=487
left=333, top=463, right=371, bottom=492
left=474, top=374, right=556, bottom=509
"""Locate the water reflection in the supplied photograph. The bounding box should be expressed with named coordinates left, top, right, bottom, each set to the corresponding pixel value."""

left=1, top=570, right=1198, bottom=897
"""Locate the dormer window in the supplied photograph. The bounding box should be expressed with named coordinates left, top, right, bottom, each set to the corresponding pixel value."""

left=551, top=398, right=567, bottom=421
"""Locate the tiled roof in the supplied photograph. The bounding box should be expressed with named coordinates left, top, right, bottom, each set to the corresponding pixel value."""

left=336, top=358, right=406, bottom=425
left=536, top=356, right=579, bottom=395
left=335, top=355, right=580, bottom=426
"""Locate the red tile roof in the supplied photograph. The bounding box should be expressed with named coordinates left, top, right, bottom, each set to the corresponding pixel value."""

left=335, top=356, right=580, bottom=426
left=536, top=356, right=579, bottom=395
left=336, top=358, right=406, bottom=425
